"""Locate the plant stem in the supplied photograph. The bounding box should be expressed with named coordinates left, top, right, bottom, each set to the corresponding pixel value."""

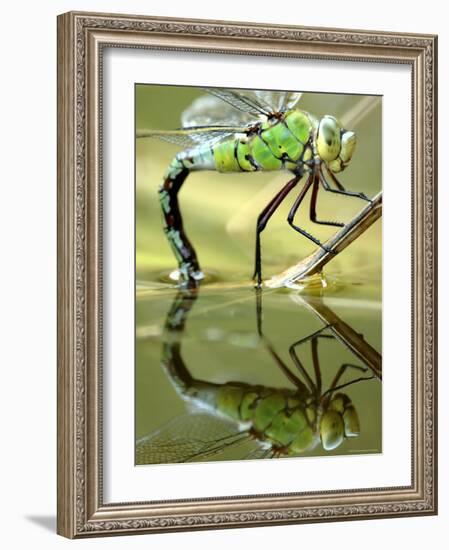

left=290, top=294, right=382, bottom=380
left=265, top=191, right=382, bottom=288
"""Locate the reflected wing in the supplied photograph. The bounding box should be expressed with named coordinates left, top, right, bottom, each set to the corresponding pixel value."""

left=182, top=89, right=303, bottom=128
left=136, top=126, right=248, bottom=148
left=136, top=412, right=260, bottom=464
left=243, top=446, right=276, bottom=460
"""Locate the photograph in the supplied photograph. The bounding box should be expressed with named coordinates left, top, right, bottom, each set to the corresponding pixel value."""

left=0, top=0, right=443, bottom=544
left=135, top=85, right=383, bottom=465
left=56, top=11, right=437, bottom=537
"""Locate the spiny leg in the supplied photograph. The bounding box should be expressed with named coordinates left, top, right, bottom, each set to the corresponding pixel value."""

left=311, top=336, right=323, bottom=396
left=252, top=174, right=300, bottom=287
left=329, top=363, right=371, bottom=388
left=287, top=173, right=334, bottom=254
left=289, top=328, right=334, bottom=394
left=289, top=324, right=334, bottom=348
left=266, top=342, right=308, bottom=390
left=288, top=342, right=316, bottom=394
left=309, top=174, right=344, bottom=228
left=159, top=159, right=201, bottom=287
left=320, top=165, right=371, bottom=202
left=255, top=288, right=263, bottom=337
left=321, top=363, right=374, bottom=403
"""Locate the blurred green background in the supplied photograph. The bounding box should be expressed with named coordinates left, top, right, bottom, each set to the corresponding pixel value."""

left=135, top=85, right=382, bottom=465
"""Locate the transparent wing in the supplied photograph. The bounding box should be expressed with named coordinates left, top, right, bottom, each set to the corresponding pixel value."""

left=136, top=126, right=248, bottom=148
left=182, top=88, right=303, bottom=129
left=181, top=93, right=261, bottom=128
left=253, top=90, right=303, bottom=112
left=243, top=446, right=276, bottom=460
left=136, top=412, right=260, bottom=464
left=138, top=88, right=304, bottom=149
left=204, top=88, right=274, bottom=117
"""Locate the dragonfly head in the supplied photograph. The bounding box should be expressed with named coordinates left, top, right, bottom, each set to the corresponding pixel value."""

left=319, top=392, right=360, bottom=451
left=316, top=116, right=357, bottom=174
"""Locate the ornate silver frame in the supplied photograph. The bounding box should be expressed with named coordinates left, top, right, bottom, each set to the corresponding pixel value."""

left=57, top=11, right=438, bottom=538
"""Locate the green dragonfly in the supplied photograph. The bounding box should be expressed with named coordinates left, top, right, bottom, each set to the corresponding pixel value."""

left=138, top=88, right=371, bottom=288
left=135, top=290, right=379, bottom=464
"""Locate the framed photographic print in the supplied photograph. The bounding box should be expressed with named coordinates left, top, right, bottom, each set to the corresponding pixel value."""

left=57, top=11, right=437, bottom=538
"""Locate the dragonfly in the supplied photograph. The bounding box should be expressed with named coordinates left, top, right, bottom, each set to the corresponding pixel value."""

left=135, top=289, right=378, bottom=465
left=137, top=87, right=371, bottom=287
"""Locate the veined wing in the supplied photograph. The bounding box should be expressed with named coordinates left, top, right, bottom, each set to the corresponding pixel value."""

left=181, top=93, right=261, bottom=128
left=137, top=88, right=304, bottom=148
left=205, top=88, right=273, bottom=117
left=181, top=88, right=303, bottom=128
left=136, top=125, right=248, bottom=148
left=253, top=90, right=303, bottom=112
left=136, top=412, right=261, bottom=465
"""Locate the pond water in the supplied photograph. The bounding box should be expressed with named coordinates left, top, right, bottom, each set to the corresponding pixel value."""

left=135, top=86, right=382, bottom=464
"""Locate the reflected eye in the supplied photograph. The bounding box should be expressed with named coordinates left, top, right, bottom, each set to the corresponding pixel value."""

left=317, top=116, right=341, bottom=162
left=320, top=410, right=345, bottom=451
left=343, top=405, right=360, bottom=437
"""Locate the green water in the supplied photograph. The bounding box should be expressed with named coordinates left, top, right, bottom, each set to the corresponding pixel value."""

left=135, top=85, right=382, bottom=464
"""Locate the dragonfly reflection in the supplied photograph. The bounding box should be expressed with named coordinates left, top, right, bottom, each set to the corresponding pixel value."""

left=136, top=290, right=381, bottom=464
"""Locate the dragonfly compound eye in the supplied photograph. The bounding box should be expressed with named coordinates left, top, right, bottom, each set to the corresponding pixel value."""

left=319, top=409, right=345, bottom=451
left=326, top=392, right=360, bottom=440
left=327, top=130, right=357, bottom=173
left=342, top=405, right=360, bottom=437
left=317, top=116, right=341, bottom=163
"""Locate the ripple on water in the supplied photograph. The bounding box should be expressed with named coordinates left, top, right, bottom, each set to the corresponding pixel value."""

left=157, top=268, right=222, bottom=286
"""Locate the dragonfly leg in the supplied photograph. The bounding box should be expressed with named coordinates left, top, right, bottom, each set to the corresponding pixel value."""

left=290, top=324, right=334, bottom=347
left=311, top=336, right=322, bottom=396
left=321, top=363, right=374, bottom=403
left=309, top=175, right=344, bottom=228
left=267, top=339, right=308, bottom=390
left=252, top=174, right=300, bottom=287
left=320, top=165, right=371, bottom=202
left=159, top=159, right=202, bottom=287
left=287, top=173, right=334, bottom=254
left=255, top=289, right=311, bottom=392
left=288, top=327, right=336, bottom=393
left=288, top=343, right=316, bottom=394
